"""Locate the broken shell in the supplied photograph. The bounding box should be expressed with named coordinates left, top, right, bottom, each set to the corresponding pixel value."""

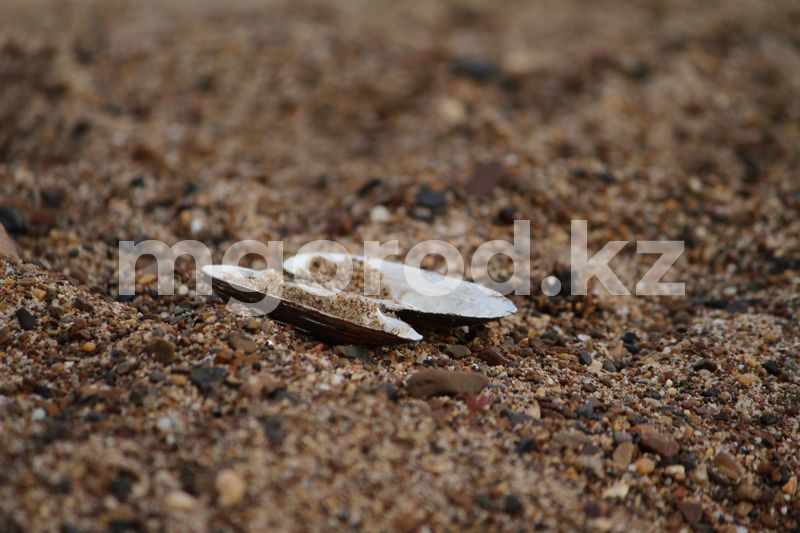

left=283, top=253, right=517, bottom=329
left=202, top=265, right=422, bottom=346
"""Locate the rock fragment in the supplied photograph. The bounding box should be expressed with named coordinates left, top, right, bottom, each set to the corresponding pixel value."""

left=228, top=331, right=257, bottom=353
left=406, top=369, right=488, bottom=399
left=638, top=427, right=679, bottom=458
left=216, top=469, right=246, bottom=507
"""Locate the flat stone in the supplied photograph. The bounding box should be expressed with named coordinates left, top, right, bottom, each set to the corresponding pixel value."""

left=613, top=442, right=636, bottom=470
left=735, top=481, right=762, bottom=502
left=578, top=350, right=593, bottom=365
left=16, top=308, right=36, bottom=331
left=714, top=452, right=741, bottom=481
left=635, top=457, right=656, bottom=475
left=0, top=224, right=18, bottom=260
left=190, top=366, right=227, bottom=393
left=406, top=369, right=488, bottom=399
left=147, top=338, right=176, bottom=364
left=228, top=332, right=257, bottom=353
left=476, top=347, right=507, bottom=366
left=638, top=426, right=679, bottom=458
left=677, top=501, right=703, bottom=526
left=445, top=344, right=471, bottom=359
left=215, top=469, right=246, bottom=507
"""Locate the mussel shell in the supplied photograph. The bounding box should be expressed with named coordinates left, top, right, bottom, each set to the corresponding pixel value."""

left=203, top=265, right=422, bottom=346
left=283, top=253, right=517, bottom=329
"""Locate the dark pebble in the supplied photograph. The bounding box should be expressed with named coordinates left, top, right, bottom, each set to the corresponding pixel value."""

left=758, top=413, right=778, bottom=425
left=577, top=402, right=594, bottom=418
left=624, top=343, right=641, bottom=355
left=602, top=360, right=618, bottom=373
left=415, top=185, right=447, bottom=210
left=517, top=436, right=536, bottom=454
left=692, top=359, right=717, bottom=372
left=578, top=350, right=593, bottom=365
left=761, top=360, right=780, bottom=376
left=451, top=57, right=500, bottom=81
left=189, top=366, right=227, bottom=393
left=374, top=382, right=399, bottom=402
left=508, top=412, right=533, bottom=427
left=149, top=371, right=168, bottom=384
left=32, top=383, right=52, bottom=398
left=41, top=186, right=67, bottom=208
left=477, top=347, right=508, bottom=366
left=263, top=416, right=283, bottom=446
left=16, top=308, right=36, bottom=330
left=0, top=206, right=26, bottom=234
left=503, top=493, right=524, bottom=515
left=621, top=331, right=638, bottom=344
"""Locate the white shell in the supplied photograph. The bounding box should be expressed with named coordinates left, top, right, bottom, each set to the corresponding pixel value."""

left=283, top=253, right=517, bottom=325
left=202, top=264, right=422, bottom=344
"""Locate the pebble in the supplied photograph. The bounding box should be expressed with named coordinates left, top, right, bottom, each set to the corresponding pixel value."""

left=445, top=344, right=471, bottom=359
left=735, top=373, right=759, bottom=387
left=761, top=360, right=781, bottom=376
left=406, top=369, right=488, bottom=399
left=189, top=366, right=228, bottom=393
left=81, top=341, right=96, bottom=353
left=216, top=469, right=246, bottom=507
left=783, top=476, right=797, bottom=495
left=638, top=427, right=679, bottom=458
left=612, top=442, right=636, bottom=470
left=147, top=338, right=176, bottom=364
left=635, top=457, right=656, bottom=475
left=735, top=481, right=762, bottom=502
left=165, top=490, right=197, bottom=511
left=578, top=350, right=593, bottom=365
left=369, top=205, right=392, bottom=223
left=476, top=347, right=507, bottom=366
left=692, top=359, right=717, bottom=372
left=16, top=308, right=36, bottom=330
left=228, top=331, right=257, bottom=353
left=465, top=161, right=505, bottom=196
left=714, top=452, right=742, bottom=481
left=735, top=501, right=753, bottom=518
left=677, top=501, right=703, bottom=526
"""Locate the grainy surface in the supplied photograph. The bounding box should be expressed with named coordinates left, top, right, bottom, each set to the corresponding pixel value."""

left=1, top=0, right=799, bottom=531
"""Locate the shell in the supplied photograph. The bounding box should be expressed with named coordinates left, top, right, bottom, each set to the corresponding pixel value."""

left=202, top=265, right=422, bottom=346
left=283, top=253, right=517, bottom=329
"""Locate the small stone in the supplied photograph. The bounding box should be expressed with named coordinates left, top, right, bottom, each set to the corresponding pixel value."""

left=148, top=371, right=168, bottom=383
left=783, top=476, right=797, bottom=495
left=735, top=481, right=762, bottom=502
left=166, top=490, right=197, bottom=511
left=16, top=308, right=36, bottom=330
left=577, top=402, right=594, bottom=418
left=735, top=501, right=753, bottom=518
left=665, top=464, right=686, bottom=480
left=517, top=436, right=536, bottom=454
left=115, top=358, right=139, bottom=375
left=602, top=481, right=629, bottom=499
left=369, top=205, right=392, bottom=223
left=465, top=160, right=505, bottom=196
left=215, top=469, right=246, bottom=507
left=613, top=442, right=636, bottom=470
left=228, top=332, right=257, bottom=353
left=578, top=350, right=593, bottom=365
left=189, top=366, right=227, bottom=393
left=621, top=331, right=638, bottom=344
left=415, top=185, right=447, bottom=210
left=41, top=185, right=67, bottom=208
left=147, top=338, right=176, bottom=363
left=0, top=327, right=10, bottom=345
left=31, top=288, right=46, bottom=301
left=81, top=341, right=96, bottom=353
left=451, top=57, right=499, bottom=81
left=374, top=382, right=399, bottom=402
left=335, top=345, right=371, bottom=362
left=677, top=501, right=703, bottom=526
left=735, top=373, right=759, bottom=387
left=761, top=360, right=780, bottom=376
left=406, top=369, right=488, bottom=399
left=635, top=457, right=656, bottom=475
left=476, top=347, right=508, bottom=366
left=503, top=493, right=523, bottom=515
left=639, top=427, right=679, bottom=458
left=602, top=360, right=618, bottom=373
left=692, top=359, right=717, bottom=372
left=714, top=452, right=741, bottom=481
left=445, top=344, right=471, bottom=359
